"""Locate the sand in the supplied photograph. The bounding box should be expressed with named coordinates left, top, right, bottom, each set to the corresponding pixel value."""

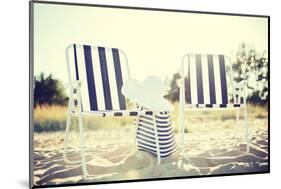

left=33, top=117, right=268, bottom=186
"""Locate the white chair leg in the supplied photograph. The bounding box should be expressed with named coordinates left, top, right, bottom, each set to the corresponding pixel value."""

left=180, top=116, right=185, bottom=157
left=134, top=115, right=140, bottom=152
left=153, top=114, right=161, bottom=165
left=243, top=106, right=250, bottom=153
left=179, top=80, right=185, bottom=157
left=234, top=109, right=240, bottom=140
left=63, top=109, right=72, bottom=163
left=63, top=103, right=80, bottom=164
left=236, top=109, right=240, bottom=127
left=78, top=114, right=89, bottom=177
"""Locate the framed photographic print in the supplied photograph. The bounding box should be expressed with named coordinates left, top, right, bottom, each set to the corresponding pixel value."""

left=29, top=0, right=270, bottom=188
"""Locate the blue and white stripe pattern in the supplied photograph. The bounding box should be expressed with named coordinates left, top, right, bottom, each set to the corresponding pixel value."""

left=136, top=106, right=177, bottom=158
left=73, top=44, right=127, bottom=112
left=186, top=54, right=240, bottom=108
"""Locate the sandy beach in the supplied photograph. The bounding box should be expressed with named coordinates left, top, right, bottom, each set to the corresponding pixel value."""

left=33, top=113, right=268, bottom=186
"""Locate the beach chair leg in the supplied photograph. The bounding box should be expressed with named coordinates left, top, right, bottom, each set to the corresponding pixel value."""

left=63, top=101, right=80, bottom=164
left=134, top=114, right=140, bottom=152
left=179, top=78, right=186, bottom=157
left=153, top=113, right=161, bottom=165
left=234, top=108, right=240, bottom=140
left=236, top=109, right=240, bottom=127
left=243, top=106, right=250, bottom=153
left=180, top=115, right=185, bottom=157
left=63, top=109, right=72, bottom=163
left=78, top=115, right=89, bottom=177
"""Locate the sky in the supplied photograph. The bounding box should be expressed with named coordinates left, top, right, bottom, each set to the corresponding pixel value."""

left=33, top=3, right=268, bottom=84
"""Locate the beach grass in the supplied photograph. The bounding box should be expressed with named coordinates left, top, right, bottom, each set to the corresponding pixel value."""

left=34, top=105, right=133, bottom=132
left=34, top=103, right=268, bottom=133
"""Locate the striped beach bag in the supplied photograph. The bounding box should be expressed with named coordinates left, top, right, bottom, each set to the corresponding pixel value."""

left=135, top=105, right=178, bottom=158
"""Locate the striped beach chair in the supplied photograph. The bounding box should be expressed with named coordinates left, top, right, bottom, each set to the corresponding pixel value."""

left=64, top=44, right=175, bottom=177
left=178, top=54, right=250, bottom=155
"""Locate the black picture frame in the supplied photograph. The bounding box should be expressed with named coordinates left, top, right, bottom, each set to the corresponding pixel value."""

left=29, top=1, right=270, bottom=188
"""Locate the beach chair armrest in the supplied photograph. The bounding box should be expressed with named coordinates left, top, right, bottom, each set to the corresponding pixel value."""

left=234, top=80, right=247, bottom=90
left=64, top=80, right=82, bottom=89
left=233, top=80, right=248, bottom=104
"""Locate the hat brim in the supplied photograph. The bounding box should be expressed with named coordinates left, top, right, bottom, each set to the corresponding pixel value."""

left=135, top=96, right=173, bottom=112
left=121, top=77, right=173, bottom=112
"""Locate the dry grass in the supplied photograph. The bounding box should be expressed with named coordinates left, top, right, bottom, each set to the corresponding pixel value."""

left=34, top=103, right=268, bottom=133
left=35, top=105, right=67, bottom=122
left=34, top=105, right=133, bottom=132
left=170, top=102, right=268, bottom=133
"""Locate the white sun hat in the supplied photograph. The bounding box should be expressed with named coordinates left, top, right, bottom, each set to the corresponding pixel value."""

left=121, top=76, right=173, bottom=112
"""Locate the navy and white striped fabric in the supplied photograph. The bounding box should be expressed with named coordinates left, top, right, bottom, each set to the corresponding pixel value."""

left=136, top=106, right=177, bottom=158
left=185, top=54, right=240, bottom=108
left=76, top=110, right=154, bottom=117
left=72, top=44, right=127, bottom=112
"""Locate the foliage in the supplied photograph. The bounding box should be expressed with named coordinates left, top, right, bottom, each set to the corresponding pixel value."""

left=34, top=73, right=68, bottom=107
left=233, top=43, right=268, bottom=104
left=165, top=73, right=181, bottom=102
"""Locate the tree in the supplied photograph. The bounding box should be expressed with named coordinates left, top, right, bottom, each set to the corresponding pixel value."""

left=34, top=73, right=68, bottom=106
left=233, top=43, right=268, bottom=104
left=165, top=73, right=181, bottom=102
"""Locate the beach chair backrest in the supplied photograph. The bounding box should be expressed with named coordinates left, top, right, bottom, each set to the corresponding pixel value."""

left=66, top=44, right=130, bottom=111
left=183, top=54, right=233, bottom=105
